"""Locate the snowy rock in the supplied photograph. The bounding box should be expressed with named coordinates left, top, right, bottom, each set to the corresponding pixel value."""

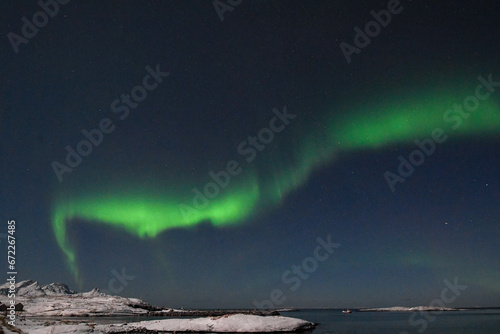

left=16, top=318, right=94, bottom=334
left=361, top=306, right=462, bottom=312
left=80, top=287, right=105, bottom=298
left=97, top=314, right=315, bottom=333
left=41, top=283, right=75, bottom=296
left=0, top=280, right=75, bottom=297
left=0, top=280, right=155, bottom=317
left=0, top=281, right=315, bottom=333
left=10, top=314, right=315, bottom=333
left=0, top=280, right=45, bottom=297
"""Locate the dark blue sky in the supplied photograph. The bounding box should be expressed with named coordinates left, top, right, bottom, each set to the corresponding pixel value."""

left=1, top=0, right=499, bottom=308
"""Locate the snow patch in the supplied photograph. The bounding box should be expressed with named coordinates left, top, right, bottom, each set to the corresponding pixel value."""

left=97, top=313, right=315, bottom=333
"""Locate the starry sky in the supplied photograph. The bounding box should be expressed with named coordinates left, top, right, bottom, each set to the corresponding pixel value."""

left=1, top=0, right=500, bottom=309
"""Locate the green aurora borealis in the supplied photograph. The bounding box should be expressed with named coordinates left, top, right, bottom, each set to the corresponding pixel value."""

left=52, top=82, right=500, bottom=281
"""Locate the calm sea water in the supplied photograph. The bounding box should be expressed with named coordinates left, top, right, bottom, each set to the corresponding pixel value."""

left=282, top=309, right=500, bottom=334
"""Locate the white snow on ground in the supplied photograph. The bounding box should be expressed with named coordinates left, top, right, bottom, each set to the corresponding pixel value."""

left=14, top=294, right=151, bottom=316
left=0, top=280, right=157, bottom=316
left=0, top=280, right=47, bottom=297
left=361, top=306, right=463, bottom=312
left=16, top=320, right=93, bottom=334
left=7, top=314, right=315, bottom=333
left=97, top=314, right=315, bottom=333
left=0, top=280, right=315, bottom=333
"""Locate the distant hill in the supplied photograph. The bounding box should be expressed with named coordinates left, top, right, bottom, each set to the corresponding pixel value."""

left=0, top=280, right=75, bottom=297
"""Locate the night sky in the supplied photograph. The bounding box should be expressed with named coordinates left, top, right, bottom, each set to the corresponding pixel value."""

left=1, top=1, right=500, bottom=309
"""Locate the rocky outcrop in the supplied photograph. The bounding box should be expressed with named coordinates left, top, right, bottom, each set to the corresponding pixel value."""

left=0, top=280, right=75, bottom=297
left=96, top=314, right=316, bottom=333
left=0, top=281, right=316, bottom=333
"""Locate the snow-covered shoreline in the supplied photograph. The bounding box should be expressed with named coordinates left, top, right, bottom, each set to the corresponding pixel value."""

left=0, top=280, right=315, bottom=333
left=360, top=306, right=469, bottom=312
left=97, top=314, right=315, bottom=333
left=0, top=280, right=160, bottom=317
left=1, top=314, right=315, bottom=334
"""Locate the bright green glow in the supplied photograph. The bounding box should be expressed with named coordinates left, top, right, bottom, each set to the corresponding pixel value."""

left=52, top=180, right=260, bottom=277
left=331, top=92, right=500, bottom=150
left=53, top=85, right=500, bottom=281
